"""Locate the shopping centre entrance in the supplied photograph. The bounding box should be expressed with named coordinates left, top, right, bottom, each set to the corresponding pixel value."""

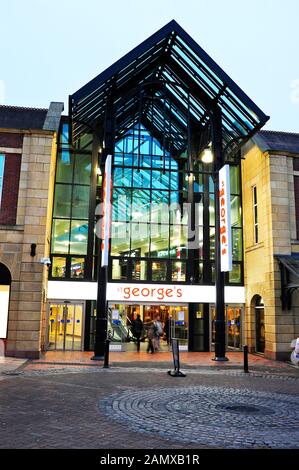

left=108, top=303, right=188, bottom=352
left=46, top=302, right=85, bottom=351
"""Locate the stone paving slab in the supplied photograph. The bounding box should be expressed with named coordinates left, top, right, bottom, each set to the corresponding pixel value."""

left=0, top=366, right=298, bottom=449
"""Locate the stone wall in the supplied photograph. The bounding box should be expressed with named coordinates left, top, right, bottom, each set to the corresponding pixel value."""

left=242, top=143, right=299, bottom=360
left=1, top=131, right=57, bottom=358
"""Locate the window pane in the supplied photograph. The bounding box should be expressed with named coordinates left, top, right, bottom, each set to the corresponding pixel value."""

left=74, top=154, right=91, bottom=185
left=114, top=168, right=132, bottom=187
left=132, top=260, right=147, bottom=281
left=72, top=186, right=89, bottom=219
left=151, top=191, right=169, bottom=224
left=111, top=222, right=130, bottom=256
left=210, top=227, right=215, bottom=260
left=132, top=169, right=151, bottom=188
left=131, top=223, right=150, bottom=256
left=150, top=224, right=169, bottom=257
left=209, top=193, right=215, bottom=226
left=51, top=257, right=66, bottom=278
left=70, top=221, right=88, bottom=254
left=195, top=261, right=204, bottom=284
left=171, top=261, right=186, bottom=282
left=56, top=151, right=73, bottom=183
left=170, top=171, right=179, bottom=190
left=231, top=195, right=242, bottom=227
left=152, top=170, right=169, bottom=190
left=132, top=189, right=150, bottom=222
left=169, top=225, right=187, bottom=259
left=232, top=228, right=243, bottom=261
left=53, top=184, right=72, bottom=218
left=229, top=263, right=242, bottom=283
left=230, top=165, right=240, bottom=194
left=112, top=188, right=131, bottom=222
left=51, top=219, right=70, bottom=253
left=152, top=261, right=167, bottom=282
left=70, top=257, right=85, bottom=278
left=112, top=258, right=128, bottom=280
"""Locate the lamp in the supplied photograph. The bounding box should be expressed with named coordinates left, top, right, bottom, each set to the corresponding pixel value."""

left=201, top=145, right=214, bottom=164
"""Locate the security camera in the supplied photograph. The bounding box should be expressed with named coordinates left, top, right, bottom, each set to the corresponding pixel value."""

left=40, top=258, right=51, bottom=267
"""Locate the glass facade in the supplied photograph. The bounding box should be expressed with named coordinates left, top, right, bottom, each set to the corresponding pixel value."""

left=50, top=122, right=243, bottom=285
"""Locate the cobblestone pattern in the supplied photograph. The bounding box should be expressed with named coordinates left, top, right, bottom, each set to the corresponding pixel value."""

left=3, top=365, right=298, bottom=382
left=99, top=386, right=299, bottom=449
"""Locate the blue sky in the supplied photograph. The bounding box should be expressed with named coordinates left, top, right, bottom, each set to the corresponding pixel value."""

left=1, top=0, right=299, bottom=131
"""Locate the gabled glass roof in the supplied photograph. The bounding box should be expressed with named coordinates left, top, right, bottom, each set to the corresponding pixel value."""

left=70, top=20, right=269, bottom=159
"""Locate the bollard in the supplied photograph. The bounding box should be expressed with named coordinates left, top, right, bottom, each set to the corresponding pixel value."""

left=167, top=338, right=186, bottom=377
left=103, top=339, right=110, bottom=369
left=243, top=345, right=249, bottom=373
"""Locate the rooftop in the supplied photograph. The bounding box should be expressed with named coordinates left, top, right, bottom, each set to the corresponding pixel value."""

left=0, top=102, right=64, bottom=132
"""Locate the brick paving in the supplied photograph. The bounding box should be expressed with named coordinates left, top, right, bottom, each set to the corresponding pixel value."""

left=0, top=359, right=298, bottom=449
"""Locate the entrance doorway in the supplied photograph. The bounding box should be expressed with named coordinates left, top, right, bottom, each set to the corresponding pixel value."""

left=47, top=302, right=85, bottom=351
left=211, top=305, right=243, bottom=351
left=107, top=303, right=188, bottom=351
left=255, top=296, right=265, bottom=353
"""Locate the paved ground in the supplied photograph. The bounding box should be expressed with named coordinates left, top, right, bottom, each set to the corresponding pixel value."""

left=0, top=354, right=298, bottom=449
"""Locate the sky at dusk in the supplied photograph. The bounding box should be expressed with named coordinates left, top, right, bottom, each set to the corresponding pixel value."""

left=1, top=0, right=299, bottom=132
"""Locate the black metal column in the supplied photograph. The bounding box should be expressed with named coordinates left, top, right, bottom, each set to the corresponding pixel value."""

left=92, top=97, right=115, bottom=360
left=212, top=107, right=228, bottom=361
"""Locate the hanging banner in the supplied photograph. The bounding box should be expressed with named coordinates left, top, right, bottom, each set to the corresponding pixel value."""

left=219, top=164, right=232, bottom=272
left=101, top=154, right=112, bottom=267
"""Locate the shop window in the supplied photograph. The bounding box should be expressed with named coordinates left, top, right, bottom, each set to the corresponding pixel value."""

left=132, top=260, right=147, bottom=281
left=171, top=261, right=186, bottom=282
left=111, top=258, right=129, bottom=280
left=152, top=261, right=167, bottom=282
left=70, top=257, right=85, bottom=278
left=51, top=257, right=66, bottom=278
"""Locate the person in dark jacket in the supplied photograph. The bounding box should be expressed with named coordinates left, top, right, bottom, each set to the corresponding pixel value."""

left=131, top=314, right=144, bottom=352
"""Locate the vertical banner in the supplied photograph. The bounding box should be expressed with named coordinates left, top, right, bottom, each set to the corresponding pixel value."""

left=101, top=154, right=112, bottom=267
left=219, top=164, right=232, bottom=272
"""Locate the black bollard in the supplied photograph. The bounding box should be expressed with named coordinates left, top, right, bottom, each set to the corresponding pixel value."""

left=167, top=338, right=186, bottom=377
left=103, top=339, right=110, bottom=369
left=243, top=345, right=249, bottom=373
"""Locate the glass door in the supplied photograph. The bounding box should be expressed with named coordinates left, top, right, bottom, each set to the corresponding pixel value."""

left=210, top=305, right=243, bottom=351
left=47, top=302, right=84, bottom=351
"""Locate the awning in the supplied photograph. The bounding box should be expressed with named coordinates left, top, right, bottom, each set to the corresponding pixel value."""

left=276, top=254, right=299, bottom=309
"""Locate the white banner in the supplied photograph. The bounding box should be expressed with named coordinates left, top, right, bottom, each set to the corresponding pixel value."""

left=219, top=164, right=232, bottom=272
left=101, top=154, right=112, bottom=267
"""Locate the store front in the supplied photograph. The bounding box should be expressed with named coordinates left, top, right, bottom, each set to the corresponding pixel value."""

left=46, top=301, right=85, bottom=351
left=45, top=20, right=268, bottom=359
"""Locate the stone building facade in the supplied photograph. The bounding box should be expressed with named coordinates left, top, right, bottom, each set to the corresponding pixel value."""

left=242, top=131, right=299, bottom=360
left=0, top=103, right=63, bottom=358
